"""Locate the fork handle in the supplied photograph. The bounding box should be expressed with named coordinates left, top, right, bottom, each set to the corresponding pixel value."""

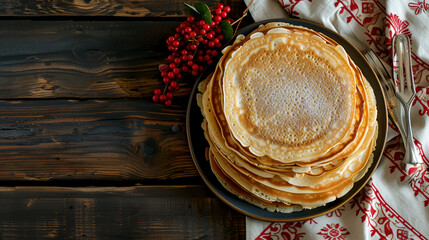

left=403, top=105, right=420, bottom=165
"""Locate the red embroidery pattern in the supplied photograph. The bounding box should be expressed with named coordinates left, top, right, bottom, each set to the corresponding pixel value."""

left=350, top=181, right=428, bottom=239
left=256, top=221, right=310, bottom=240
left=385, top=13, right=412, bottom=51
left=277, top=0, right=312, bottom=16
left=317, top=223, right=350, bottom=240
left=333, top=0, right=388, bottom=59
left=414, top=86, right=429, bottom=116
left=326, top=205, right=345, bottom=218
left=383, top=137, right=429, bottom=207
left=362, top=2, right=375, bottom=14
left=334, top=0, right=362, bottom=23
left=408, top=0, right=429, bottom=15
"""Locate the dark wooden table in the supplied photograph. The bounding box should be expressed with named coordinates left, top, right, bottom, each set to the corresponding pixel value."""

left=0, top=1, right=252, bottom=239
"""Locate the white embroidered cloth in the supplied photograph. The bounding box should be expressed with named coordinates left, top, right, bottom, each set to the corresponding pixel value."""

left=243, top=0, right=429, bottom=239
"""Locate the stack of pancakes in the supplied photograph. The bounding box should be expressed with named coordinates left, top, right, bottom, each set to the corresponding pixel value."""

left=197, top=22, right=378, bottom=212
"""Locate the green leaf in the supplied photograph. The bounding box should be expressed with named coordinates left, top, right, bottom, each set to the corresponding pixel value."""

left=220, top=20, right=234, bottom=41
left=183, top=3, right=200, bottom=16
left=194, top=2, right=212, bottom=24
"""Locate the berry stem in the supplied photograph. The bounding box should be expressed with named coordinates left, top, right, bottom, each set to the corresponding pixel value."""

left=231, top=12, right=247, bottom=26
left=163, top=82, right=169, bottom=94
left=227, top=0, right=254, bottom=45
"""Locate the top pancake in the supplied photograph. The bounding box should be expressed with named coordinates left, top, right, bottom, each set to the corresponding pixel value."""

left=222, top=27, right=358, bottom=163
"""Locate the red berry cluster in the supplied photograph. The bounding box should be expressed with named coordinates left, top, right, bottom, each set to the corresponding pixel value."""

left=153, top=4, right=232, bottom=106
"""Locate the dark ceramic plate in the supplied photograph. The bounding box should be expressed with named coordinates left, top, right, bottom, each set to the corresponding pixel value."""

left=186, top=19, right=387, bottom=221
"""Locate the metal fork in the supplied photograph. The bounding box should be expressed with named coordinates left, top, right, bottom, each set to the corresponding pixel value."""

left=364, top=50, right=409, bottom=163
left=392, top=34, right=420, bottom=165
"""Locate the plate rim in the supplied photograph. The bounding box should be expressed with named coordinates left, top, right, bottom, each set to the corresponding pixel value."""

left=186, top=18, right=388, bottom=221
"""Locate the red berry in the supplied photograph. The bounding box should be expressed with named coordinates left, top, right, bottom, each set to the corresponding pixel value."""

left=187, top=16, right=195, bottom=22
left=208, top=41, right=215, bottom=47
left=167, top=36, right=175, bottom=42
left=217, top=4, right=224, bottom=9
left=191, top=70, right=199, bottom=76
left=197, top=50, right=204, bottom=55
left=203, top=24, right=211, bottom=31
left=159, top=94, right=167, bottom=102
left=168, top=85, right=175, bottom=92
left=167, top=55, right=174, bottom=62
left=181, top=49, right=188, bottom=56
left=210, top=21, right=216, bottom=27
left=197, top=36, right=204, bottom=42
left=181, top=65, right=189, bottom=72
left=161, top=70, right=168, bottom=78
left=214, top=15, right=222, bottom=22
left=174, top=33, right=180, bottom=39
left=185, top=27, right=192, bottom=33
left=166, top=92, right=173, bottom=99
left=169, top=63, right=175, bottom=69
left=213, top=38, right=219, bottom=44
left=154, top=88, right=162, bottom=95
left=175, top=27, right=181, bottom=33
left=175, top=86, right=180, bottom=91
left=181, top=55, right=188, bottom=61
left=199, top=20, right=206, bottom=26
left=164, top=99, right=172, bottom=107
left=184, top=34, right=190, bottom=40
left=224, top=6, right=231, bottom=13
left=207, top=60, right=213, bottom=65
left=174, top=58, right=181, bottom=65
left=167, top=71, right=175, bottom=79
left=163, top=77, right=170, bottom=84
left=218, top=34, right=224, bottom=41
left=226, top=18, right=233, bottom=24
left=202, top=39, right=208, bottom=45
left=198, top=66, right=204, bottom=71
left=204, top=55, right=211, bottom=61
left=190, top=44, right=197, bottom=50
left=172, top=40, right=180, bottom=47
left=207, top=33, right=214, bottom=39
left=197, top=56, right=204, bottom=62
left=173, top=67, right=180, bottom=74
left=215, top=27, right=222, bottom=34
left=221, top=11, right=227, bottom=18
left=187, top=55, right=194, bottom=60
left=176, top=73, right=183, bottom=79
left=192, top=64, right=199, bottom=71
left=187, top=61, right=193, bottom=66
left=215, top=9, right=222, bottom=15
left=211, top=50, right=218, bottom=56
left=152, top=95, right=159, bottom=102
left=199, top=29, right=206, bottom=35
left=170, top=81, right=178, bottom=88
left=190, top=31, right=197, bottom=38
left=215, top=43, right=222, bottom=48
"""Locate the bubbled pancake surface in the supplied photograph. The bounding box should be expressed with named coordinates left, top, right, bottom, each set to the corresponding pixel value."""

left=223, top=28, right=357, bottom=162
left=197, top=22, right=378, bottom=212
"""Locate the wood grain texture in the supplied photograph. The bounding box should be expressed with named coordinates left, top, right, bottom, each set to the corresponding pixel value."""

left=0, top=99, right=197, bottom=181
left=0, top=0, right=247, bottom=17
left=0, top=185, right=245, bottom=239
left=0, top=21, right=197, bottom=99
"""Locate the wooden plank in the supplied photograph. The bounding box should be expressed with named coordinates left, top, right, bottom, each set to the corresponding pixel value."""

left=0, top=185, right=245, bottom=239
left=0, top=0, right=247, bottom=18
left=0, top=99, right=197, bottom=181
left=0, top=20, right=197, bottom=99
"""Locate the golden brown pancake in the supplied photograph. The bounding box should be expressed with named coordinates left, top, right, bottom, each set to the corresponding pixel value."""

left=197, top=22, right=378, bottom=211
